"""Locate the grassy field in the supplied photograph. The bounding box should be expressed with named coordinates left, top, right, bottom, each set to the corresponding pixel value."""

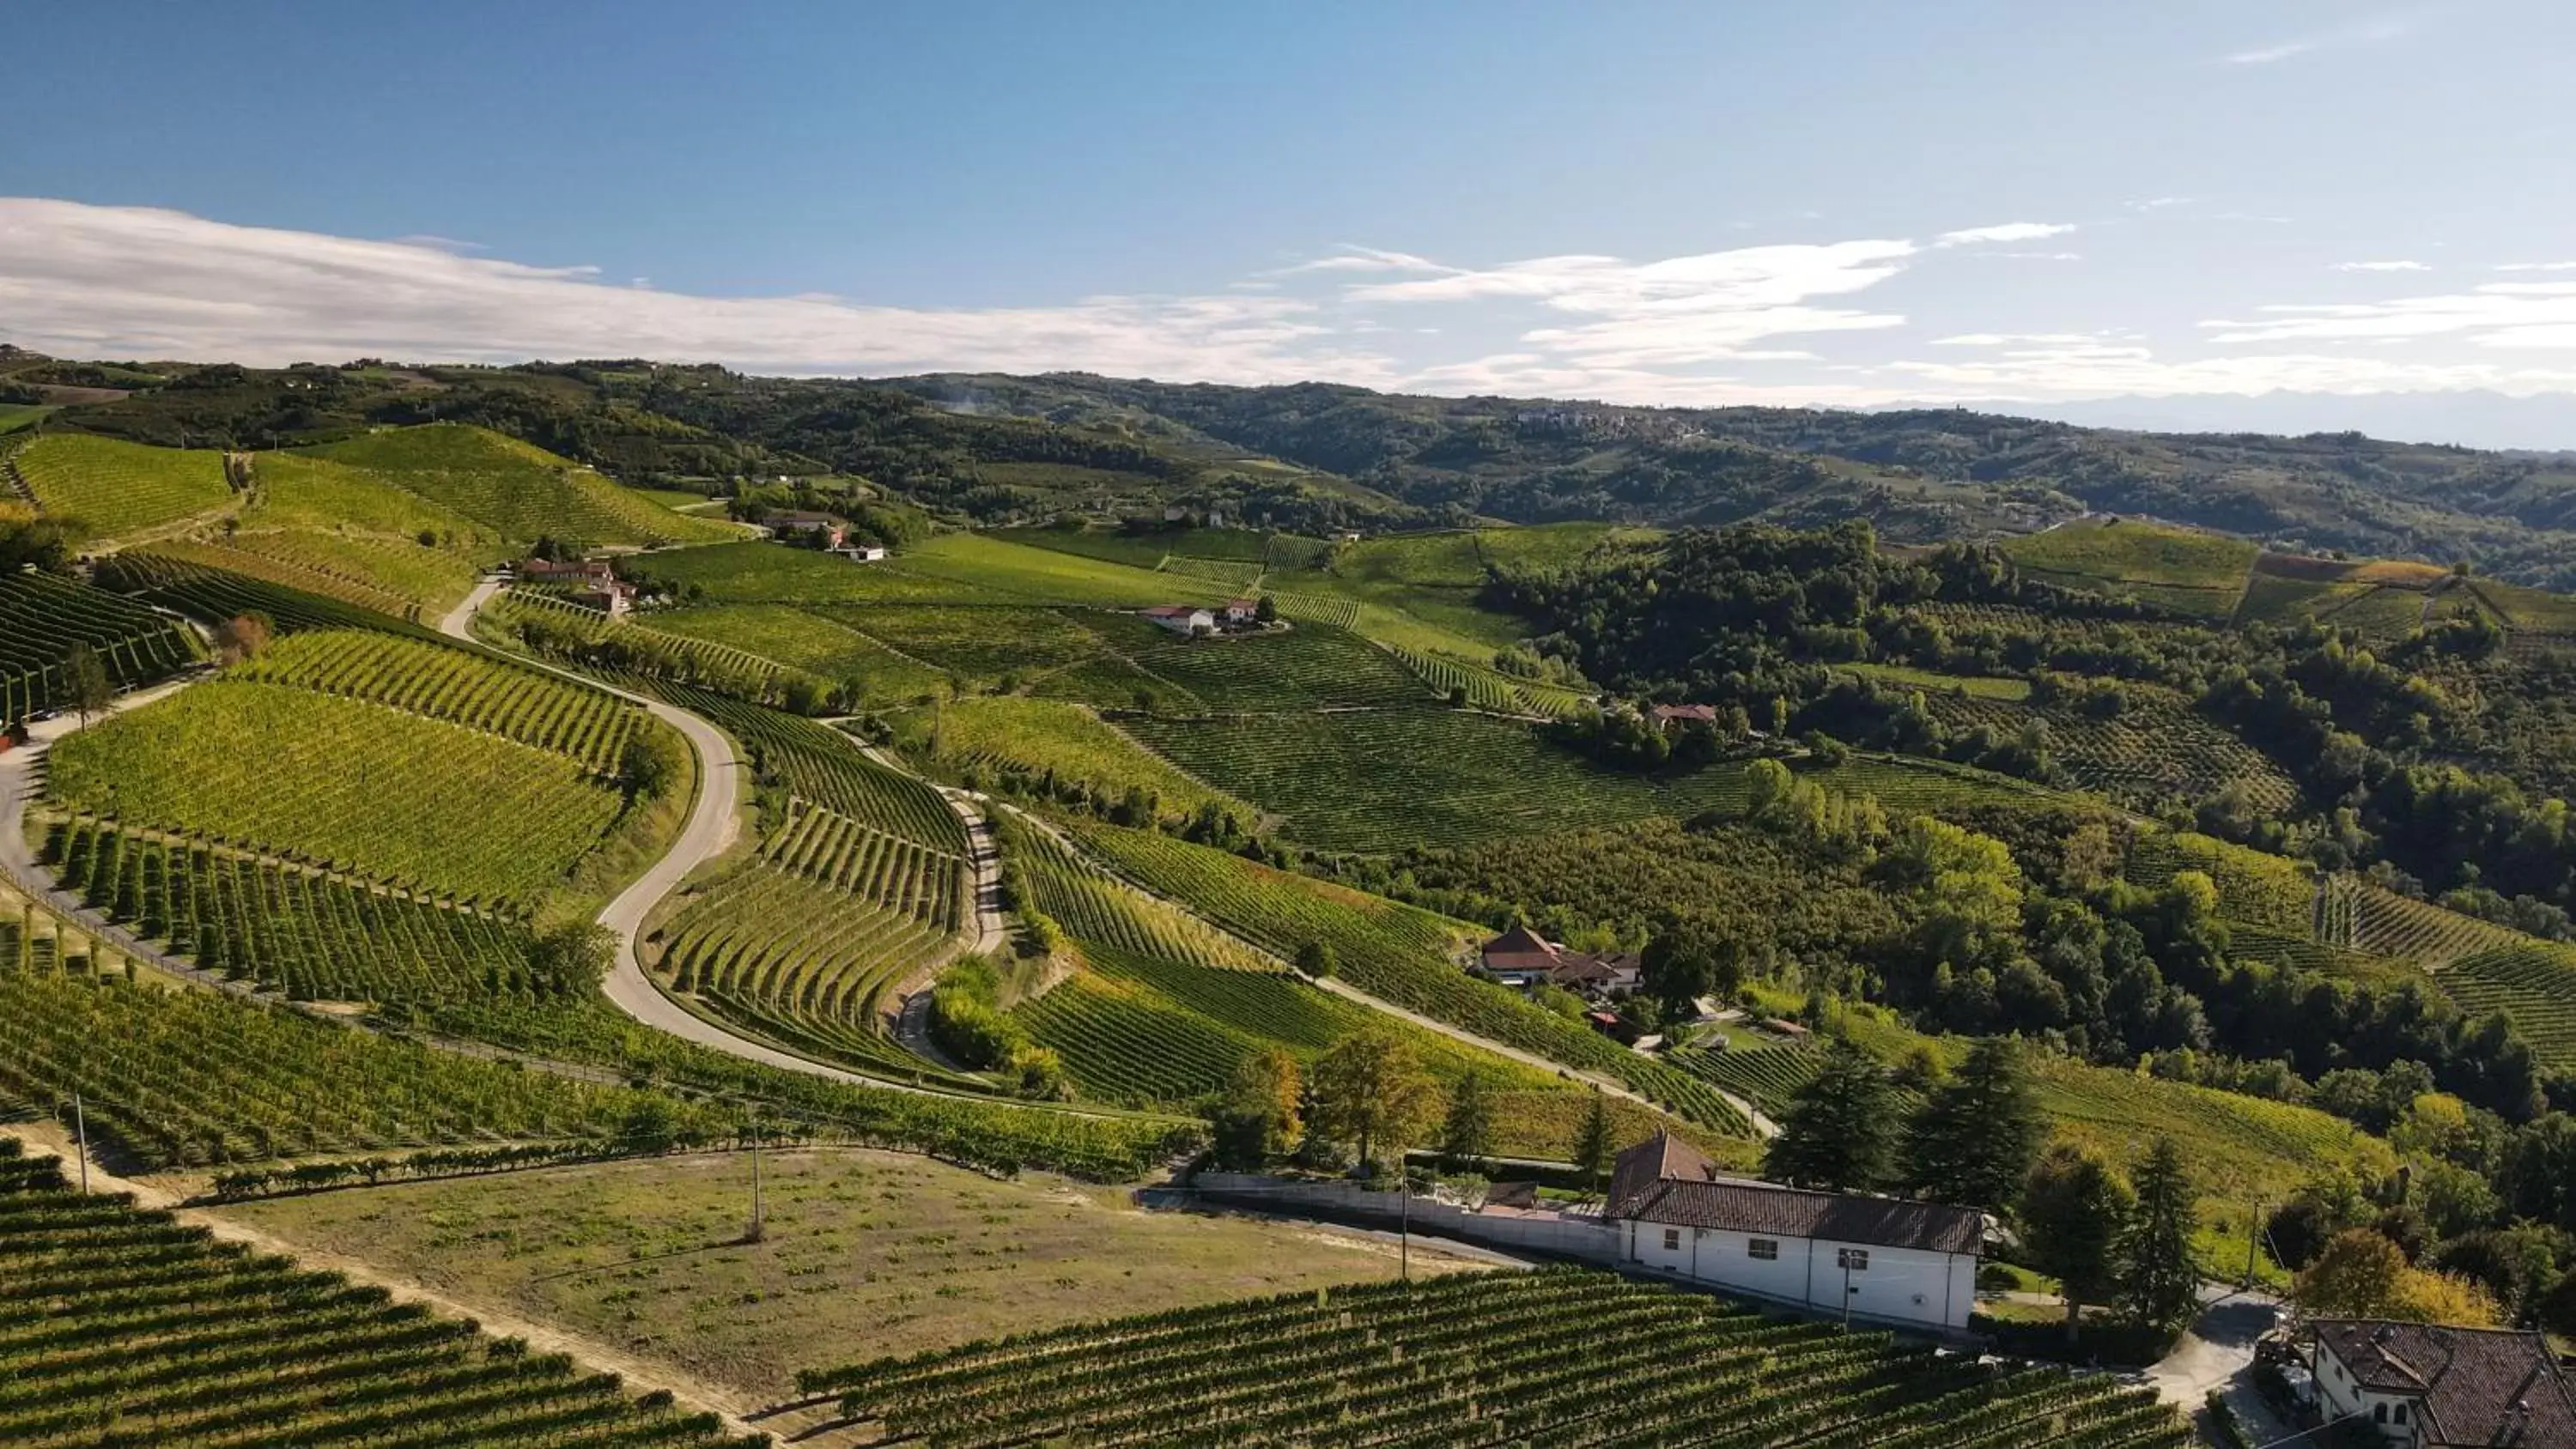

left=301, top=424, right=740, bottom=548
left=894, top=696, right=1249, bottom=822
left=216, top=1148, right=1496, bottom=1401
left=45, top=681, right=628, bottom=907
left=0, top=403, right=52, bottom=434
left=628, top=541, right=977, bottom=603
left=13, top=433, right=234, bottom=540
left=2000, top=518, right=2258, bottom=618
left=648, top=603, right=948, bottom=703
left=1122, top=709, right=1754, bottom=852
left=1841, top=660, right=2032, bottom=700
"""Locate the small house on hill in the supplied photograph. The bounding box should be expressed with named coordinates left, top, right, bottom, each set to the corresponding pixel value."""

left=1141, top=605, right=1217, bottom=636
left=519, top=556, right=615, bottom=584
left=571, top=578, right=634, bottom=618
left=1607, top=1132, right=1984, bottom=1331
left=1224, top=598, right=1259, bottom=625
left=2311, top=1319, right=2576, bottom=1446
left=1647, top=702, right=1720, bottom=734
left=769, top=511, right=848, bottom=549
left=1475, top=925, right=1640, bottom=997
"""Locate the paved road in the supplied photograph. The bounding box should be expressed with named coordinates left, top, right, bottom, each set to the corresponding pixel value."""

left=2145, top=1288, right=2296, bottom=1441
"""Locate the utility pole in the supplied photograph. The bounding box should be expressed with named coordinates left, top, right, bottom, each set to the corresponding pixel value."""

left=744, top=1114, right=766, bottom=1244
left=1398, top=1164, right=1411, bottom=1285
left=72, top=1092, right=90, bottom=1196
left=2246, top=1197, right=2263, bottom=1288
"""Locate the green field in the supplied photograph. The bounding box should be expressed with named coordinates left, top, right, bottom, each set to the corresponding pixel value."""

left=45, top=681, right=628, bottom=907
left=13, top=433, right=234, bottom=540
left=2000, top=518, right=2257, bottom=617
left=899, top=696, right=1248, bottom=822
left=1123, top=709, right=1753, bottom=852
left=624, top=540, right=976, bottom=604
left=149, top=530, right=479, bottom=616
left=647, top=603, right=946, bottom=702
left=0, top=1147, right=754, bottom=1449
left=243, top=451, right=497, bottom=544
left=811, top=1269, right=2188, bottom=1449
left=301, top=424, right=740, bottom=548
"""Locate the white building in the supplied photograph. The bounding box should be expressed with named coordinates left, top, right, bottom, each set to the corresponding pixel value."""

left=1140, top=605, right=1217, bottom=635
left=1606, top=1133, right=1983, bottom=1332
left=2311, top=1319, right=2575, bottom=1446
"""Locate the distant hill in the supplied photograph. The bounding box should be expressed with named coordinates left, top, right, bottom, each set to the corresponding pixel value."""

left=19, top=347, right=2576, bottom=587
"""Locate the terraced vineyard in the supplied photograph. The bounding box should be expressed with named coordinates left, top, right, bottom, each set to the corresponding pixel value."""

left=644, top=681, right=966, bottom=852
left=1066, top=821, right=1753, bottom=1133
left=1123, top=709, right=1751, bottom=852
left=647, top=603, right=947, bottom=702
left=2125, top=830, right=2315, bottom=933
left=301, top=425, right=739, bottom=548
left=1674, top=1040, right=1823, bottom=1116
left=44, top=682, right=626, bottom=909
left=1913, top=691, right=2297, bottom=815
left=97, top=551, right=455, bottom=640
left=908, top=697, right=1247, bottom=824
left=1388, top=644, right=1591, bottom=718
left=240, top=451, right=496, bottom=545
left=1122, top=624, right=1430, bottom=712
left=2343, top=878, right=2527, bottom=967
left=44, top=818, right=549, bottom=1003
left=12, top=433, right=234, bottom=540
left=2434, top=945, right=2576, bottom=1070
left=231, top=629, right=643, bottom=774
left=488, top=589, right=823, bottom=706
left=0, top=955, right=726, bottom=1168
left=810, top=1269, right=2189, bottom=1449
left=150, top=530, right=477, bottom=616
left=997, top=812, right=1271, bottom=970
left=0, top=1146, right=759, bottom=1449
left=0, top=569, right=200, bottom=725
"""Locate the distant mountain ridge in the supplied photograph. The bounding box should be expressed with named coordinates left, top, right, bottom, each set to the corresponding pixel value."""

left=13, top=344, right=2576, bottom=588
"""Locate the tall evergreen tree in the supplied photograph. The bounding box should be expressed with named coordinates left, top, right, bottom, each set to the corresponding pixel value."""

left=1763, top=1042, right=1896, bottom=1192
left=1437, top=1069, right=1496, bottom=1171
left=2022, top=1142, right=2136, bottom=1342
left=1902, top=1037, right=2044, bottom=1210
left=1571, top=1088, right=1617, bottom=1195
left=2117, top=1137, right=2202, bottom=1335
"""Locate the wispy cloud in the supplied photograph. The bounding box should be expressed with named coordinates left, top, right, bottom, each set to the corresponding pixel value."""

left=2497, top=262, right=2576, bottom=273
left=2333, top=260, right=2431, bottom=272
left=1932, top=221, right=2077, bottom=248
left=2202, top=280, right=2576, bottom=349
left=2222, top=13, right=2415, bottom=65
left=1266, top=246, right=1455, bottom=276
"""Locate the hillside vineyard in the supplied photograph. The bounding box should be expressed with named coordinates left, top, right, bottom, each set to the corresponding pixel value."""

left=20, top=371, right=2576, bottom=1444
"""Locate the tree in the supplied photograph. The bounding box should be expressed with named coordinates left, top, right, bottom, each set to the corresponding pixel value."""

left=1902, top=1037, right=2044, bottom=1212
left=1437, top=1069, right=1496, bottom=1170
left=531, top=923, right=617, bottom=993
left=1309, top=1030, right=1439, bottom=1175
left=1640, top=918, right=1743, bottom=1019
left=1764, top=1042, right=1896, bottom=1192
left=2117, top=1137, right=2201, bottom=1335
left=1255, top=594, right=1278, bottom=624
left=620, top=733, right=680, bottom=798
left=1571, top=1088, right=1617, bottom=1194
left=63, top=643, right=111, bottom=727
left=1295, top=940, right=1337, bottom=979
left=2291, top=1228, right=2409, bottom=1320
left=1214, top=1049, right=1301, bottom=1169
left=2021, top=1142, right=2136, bottom=1341
left=213, top=613, right=272, bottom=664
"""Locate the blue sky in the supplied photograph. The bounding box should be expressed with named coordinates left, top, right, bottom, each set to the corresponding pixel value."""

left=7, top=2, right=2576, bottom=440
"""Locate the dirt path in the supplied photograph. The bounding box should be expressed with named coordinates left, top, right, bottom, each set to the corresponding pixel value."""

left=0, top=1122, right=762, bottom=1436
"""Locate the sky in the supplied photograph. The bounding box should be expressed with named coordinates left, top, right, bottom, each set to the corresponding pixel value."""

left=7, top=1, right=2576, bottom=444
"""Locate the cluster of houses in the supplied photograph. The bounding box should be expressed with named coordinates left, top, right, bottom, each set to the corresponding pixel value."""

left=766, top=511, right=886, bottom=561
left=517, top=556, right=634, bottom=617
left=1475, top=924, right=1639, bottom=998
left=1139, top=599, right=1262, bottom=636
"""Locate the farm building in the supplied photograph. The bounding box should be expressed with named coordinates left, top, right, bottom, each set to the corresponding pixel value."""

left=1474, top=924, right=1640, bottom=997
left=1647, top=702, right=1721, bottom=733
left=769, top=511, right=848, bottom=549
left=570, top=579, right=635, bottom=618
left=518, top=556, right=616, bottom=585
left=2310, top=1319, right=2575, bottom=1446
left=1223, top=597, right=1259, bottom=625
left=1140, top=605, right=1218, bottom=636
left=1608, top=1132, right=1984, bottom=1332
left=832, top=544, right=889, bottom=562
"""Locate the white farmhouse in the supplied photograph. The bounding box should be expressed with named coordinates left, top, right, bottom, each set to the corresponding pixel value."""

left=1607, top=1133, right=1983, bottom=1332
left=1140, top=604, right=1218, bottom=636
left=2311, top=1319, right=2574, bottom=1446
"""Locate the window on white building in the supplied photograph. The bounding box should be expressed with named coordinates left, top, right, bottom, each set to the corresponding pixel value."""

left=2393, top=1405, right=2408, bottom=1425
left=1662, top=1228, right=1681, bottom=1252
left=2373, top=1405, right=2387, bottom=1424
left=1837, top=1248, right=1869, bottom=1270
left=1747, top=1239, right=1778, bottom=1260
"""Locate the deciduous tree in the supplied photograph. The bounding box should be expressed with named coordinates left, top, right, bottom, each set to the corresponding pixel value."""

left=2021, top=1142, right=2135, bottom=1342
left=1309, top=1030, right=1439, bottom=1176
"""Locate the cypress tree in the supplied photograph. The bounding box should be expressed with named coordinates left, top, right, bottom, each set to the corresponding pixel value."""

left=2117, top=1137, right=2202, bottom=1336
left=1902, top=1037, right=2044, bottom=1210
left=1764, top=1041, right=1897, bottom=1192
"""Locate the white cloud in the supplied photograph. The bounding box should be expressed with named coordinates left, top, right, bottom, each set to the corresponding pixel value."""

left=2497, top=262, right=2576, bottom=273
left=1933, top=221, right=2078, bottom=247
left=1267, top=246, right=1455, bottom=276
left=2125, top=197, right=2192, bottom=213
left=2202, top=281, right=2576, bottom=347
left=1929, top=333, right=2099, bottom=347
left=2222, top=14, right=2414, bottom=65
left=2332, top=260, right=2431, bottom=272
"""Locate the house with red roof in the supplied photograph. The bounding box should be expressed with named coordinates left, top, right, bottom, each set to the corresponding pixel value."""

left=2312, top=1319, right=2575, bottom=1446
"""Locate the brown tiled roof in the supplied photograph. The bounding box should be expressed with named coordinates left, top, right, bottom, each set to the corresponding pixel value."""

left=1649, top=703, right=1720, bottom=724
left=2314, top=1320, right=2576, bottom=1447
left=1607, top=1131, right=1718, bottom=1216
left=1480, top=924, right=1562, bottom=972
left=1615, top=1177, right=1985, bottom=1256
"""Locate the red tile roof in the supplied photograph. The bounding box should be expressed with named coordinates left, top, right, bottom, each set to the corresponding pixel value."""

left=2314, top=1320, right=2576, bottom=1447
